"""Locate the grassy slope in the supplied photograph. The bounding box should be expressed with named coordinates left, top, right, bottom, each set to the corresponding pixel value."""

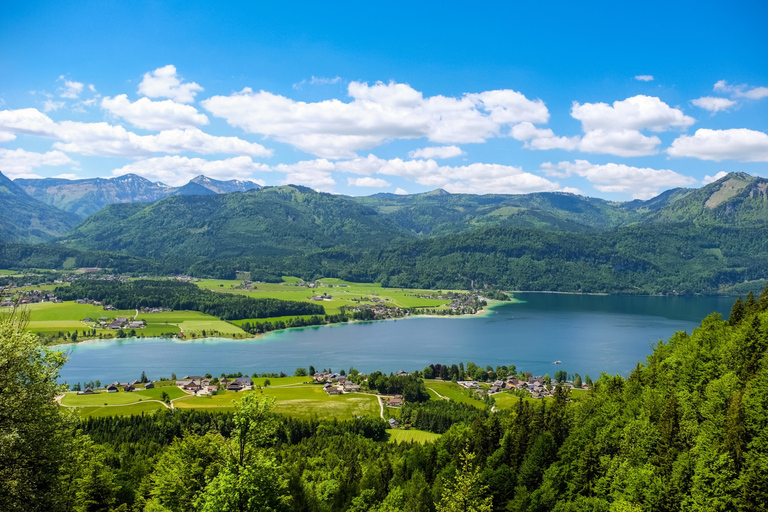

left=387, top=429, right=441, bottom=444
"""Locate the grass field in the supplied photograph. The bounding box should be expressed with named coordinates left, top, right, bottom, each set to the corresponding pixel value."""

left=75, top=402, right=166, bottom=418
left=24, top=301, right=246, bottom=338
left=424, top=380, right=486, bottom=409
left=196, top=277, right=454, bottom=316
left=60, top=386, right=187, bottom=406
left=387, top=429, right=441, bottom=444
left=173, top=385, right=380, bottom=420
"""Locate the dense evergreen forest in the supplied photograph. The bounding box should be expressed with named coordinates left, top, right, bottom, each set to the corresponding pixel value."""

left=3, top=289, right=768, bottom=511
left=54, top=279, right=325, bottom=320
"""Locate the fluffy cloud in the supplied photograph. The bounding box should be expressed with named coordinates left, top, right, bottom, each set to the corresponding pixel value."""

left=111, top=155, right=268, bottom=186
left=510, top=122, right=579, bottom=151
left=691, top=96, right=737, bottom=113
left=0, top=108, right=271, bottom=158
left=293, top=76, right=342, bottom=89
left=667, top=128, right=768, bottom=162
left=0, top=132, right=16, bottom=143
left=138, top=65, right=203, bottom=104
left=43, top=100, right=65, bottom=112
left=408, top=145, right=464, bottom=159
left=578, top=129, right=661, bottom=157
left=635, top=75, right=654, bottom=82
left=571, top=95, right=695, bottom=132
left=101, top=95, right=209, bottom=130
left=542, top=160, right=696, bottom=199
left=295, top=154, right=566, bottom=195
left=59, top=77, right=84, bottom=99
left=703, top=171, right=728, bottom=185
left=714, top=80, right=768, bottom=100
left=272, top=159, right=337, bottom=192
left=348, top=176, right=391, bottom=187
left=0, top=148, right=76, bottom=178
left=202, top=81, right=549, bottom=158
left=394, top=188, right=408, bottom=195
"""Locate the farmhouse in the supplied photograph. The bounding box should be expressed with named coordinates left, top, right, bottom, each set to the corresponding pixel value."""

left=388, top=418, right=399, bottom=429
left=145, top=381, right=155, bottom=389
left=107, top=383, right=118, bottom=393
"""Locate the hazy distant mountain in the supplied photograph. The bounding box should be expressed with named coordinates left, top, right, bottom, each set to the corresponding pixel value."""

left=0, top=171, right=81, bottom=242
left=15, top=174, right=172, bottom=217
left=189, top=175, right=262, bottom=194
left=15, top=173, right=263, bottom=217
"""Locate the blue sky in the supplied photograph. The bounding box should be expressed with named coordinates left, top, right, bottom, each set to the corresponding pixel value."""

left=1, top=0, right=767, bottom=199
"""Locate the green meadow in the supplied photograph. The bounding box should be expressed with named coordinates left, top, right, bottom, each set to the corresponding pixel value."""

left=165, top=385, right=380, bottom=420
left=387, top=429, right=441, bottom=444
left=75, top=402, right=166, bottom=418
left=196, top=276, right=454, bottom=316
left=60, top=386, right=187, bottom=407
left=24, top=301, right=246, bottom=339
left=424, top=380, right=486, bottom=409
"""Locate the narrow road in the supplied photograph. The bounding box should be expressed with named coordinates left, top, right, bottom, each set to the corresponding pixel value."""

left=427, top=386, right=449, bottom=400
left=57, top=393, right=172, bottom=409
left=376, top=395, right=385, bottom=420
left=134, top=309, right=139, bottom=320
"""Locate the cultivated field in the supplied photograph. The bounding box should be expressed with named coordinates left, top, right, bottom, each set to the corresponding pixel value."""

left=387, top=429, right=441, bottom=444
left=424, top=380, right=487, bottom=409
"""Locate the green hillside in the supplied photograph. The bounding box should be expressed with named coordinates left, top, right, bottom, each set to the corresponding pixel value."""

left=0, top=171, right=81, bottom=243
left=62, top=185, right=412, bottom=259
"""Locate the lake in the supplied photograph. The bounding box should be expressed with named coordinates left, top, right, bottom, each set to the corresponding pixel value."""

left=57, top=293, right=735, bottom=384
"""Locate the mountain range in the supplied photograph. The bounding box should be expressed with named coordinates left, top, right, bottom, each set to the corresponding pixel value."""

left=13, top=173, right=261, bottom=217
left=2, top=170, right=768, bottom=294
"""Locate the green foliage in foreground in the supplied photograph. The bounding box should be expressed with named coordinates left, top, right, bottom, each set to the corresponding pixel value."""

left=54, top=278, right=325, bottom=320
left=4, top=288, right=768, bottom=511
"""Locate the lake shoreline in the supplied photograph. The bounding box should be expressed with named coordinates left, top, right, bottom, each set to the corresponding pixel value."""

left=51, top=299, right=515, bottom=348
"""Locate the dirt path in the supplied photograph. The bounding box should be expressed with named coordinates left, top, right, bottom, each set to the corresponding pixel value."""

left=376, top=395, right=385, bottom=420
left=426, top=386, right=449, bottom=400
left=57, top=393, right=172, bottom=409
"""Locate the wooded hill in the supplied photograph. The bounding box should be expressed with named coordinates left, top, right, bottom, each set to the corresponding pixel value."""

left=7, top=291, right=768, bottom=511
left=2, top=171, right=768, bottom=294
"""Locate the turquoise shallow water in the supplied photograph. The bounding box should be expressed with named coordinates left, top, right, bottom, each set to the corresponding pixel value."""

left=57, top=293, right=734, bottom=384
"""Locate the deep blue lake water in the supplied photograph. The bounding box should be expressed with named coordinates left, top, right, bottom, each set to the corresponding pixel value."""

left=57, top=293, right=735, bottom=384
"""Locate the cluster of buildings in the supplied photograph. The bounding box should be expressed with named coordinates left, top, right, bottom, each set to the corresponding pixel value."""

left=313, top=371, right=363, bottom=394
left=175, top=375, right=252, bottom=394
left=1, top=289, right=62, bottom=306
left=83, top=316, right=146, bottom=330
left=77, top=380, right=156, bottom=394
left=348, top=303, right=409, bottom=319
left=458, top=375, right=590, bottom=398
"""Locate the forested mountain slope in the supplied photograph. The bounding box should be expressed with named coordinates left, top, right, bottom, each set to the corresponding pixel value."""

left=62, top=185, right=412, bottom=259
left=0, top=171, right=80, bottom=243
left=14, top=291, right=767, bottom=511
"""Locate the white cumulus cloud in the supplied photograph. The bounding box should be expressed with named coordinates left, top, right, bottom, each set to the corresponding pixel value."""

left=714, top=80, right=768, bottom=100
left=0, top=108, right=271, bottom=158
left=394, top=187, right=408, bottom=195
left=634, top=75, right=654, bottom=82
left=202, top=81, right=549, bottom=158
left=408, top=145, right=464, bottom=159
left=59, top=77, right=84, bottom=99
left=571, top=95, right=695, bottom=132
left=667, top=128, right=768, bottom=162
left=138, top=65, right=203, bottom=104
left=578, top=129, right=661, bottom=157
left=101, top=95, right=209, bottom=130
left=541, top=160, right=696, bottom=199
left=272, top=159, right=337, bottom=192
left=703, top=171, right=728, bottom=184
left=0, top=148, right=76, bottom=178
left=510, top=122, right=580, bottom=151
left=347, top=176, right=391, bottom=188
left=691, top=96, right=737, bottom=113
left=111, top=156, right=269, bottom=186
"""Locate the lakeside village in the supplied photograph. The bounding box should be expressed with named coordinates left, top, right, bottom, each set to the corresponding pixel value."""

left=68, top=364, right=592, bottom=415
left=2, top=272, right=494, bottom=339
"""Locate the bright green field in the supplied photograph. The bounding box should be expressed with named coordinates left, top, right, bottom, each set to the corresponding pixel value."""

left=61, top=386, right=187, bottom=406
left=174, top=385, right=380, bottom=420
left=196, top=277, right=454, bottom=316
left=387, top=429, right=441, bottom=444
left=24, top=301, right=245, bottom=338
left=253, top=376, right=312, bottom=387
left=424, top=380, right=486, bottom=409
left=75, top=402, right=166, bottom=418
